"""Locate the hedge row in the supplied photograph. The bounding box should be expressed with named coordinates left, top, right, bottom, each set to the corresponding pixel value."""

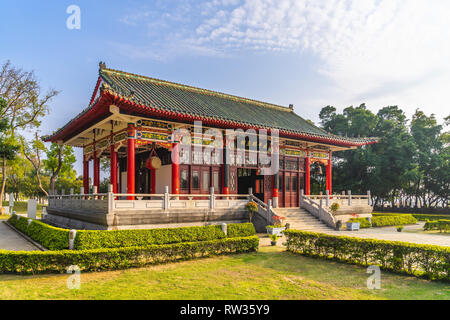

left=284, top=230, right=449, bottom=281
left=7, top=215, right=256, bottom=250
left=74, top=223, right=256, bottom=250
left=7, top=215, right=69, bottom=250
left=373, top=212, right=449, bottom=222
left=424, top=220, right=450, bottom=232
left=371, top=214, right=417, bottom=227
left=0, top=236, right=259, bottom=274
left=348, top=214, right=417, bottom=228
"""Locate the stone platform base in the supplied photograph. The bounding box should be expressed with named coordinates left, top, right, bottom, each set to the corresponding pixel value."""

left=45, top=208, right=249, bottom=230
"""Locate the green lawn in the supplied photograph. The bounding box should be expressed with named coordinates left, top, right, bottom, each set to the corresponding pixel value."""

left=0, top=246, right=448, bottom=300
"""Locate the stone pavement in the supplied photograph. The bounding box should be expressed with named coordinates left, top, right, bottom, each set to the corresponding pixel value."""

left=0, top=221, right=40, bottom=251
left=259, top=222, right=449, bottom=248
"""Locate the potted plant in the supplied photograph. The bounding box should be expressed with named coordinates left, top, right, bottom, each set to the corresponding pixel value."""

left=269, top=233, right=279, bottom=246
left=245, top=201, right=258, bottom=222
left=330, top=202, right=340, bottom=214
left=346, top=216, right=360, bottom=231
left=266, top=215, right=286, bottom=235
left=396, top=225, right=404, bottom=232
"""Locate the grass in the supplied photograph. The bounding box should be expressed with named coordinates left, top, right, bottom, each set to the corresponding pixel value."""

left=0, top=246, right=448, bottom=300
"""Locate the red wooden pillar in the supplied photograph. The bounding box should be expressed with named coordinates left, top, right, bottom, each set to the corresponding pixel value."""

left=151, top=169, right=156, bottom=194
left=83, top=156, right=89, bottom=194
left=110, top=145, right=118, bottom=194
left=127, top=123, right=136, bottom=200
left=93, top=156, right=100, bottom=191
left=171, top=142, right=180, bottom=194
left=326, top=152, right=332, bottom=194
left=305, top=156, right=311, bottom=195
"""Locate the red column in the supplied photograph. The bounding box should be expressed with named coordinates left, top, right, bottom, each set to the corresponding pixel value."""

left=127, top=123, right=136, bottom=200
left=171, top=142, right=180, bottom=194
left=222, top=144, right=229, bottom=194
left=151, top=169, right=156, bottom=194
left=326, top=152, right=332, bottom=194
left=93, top=156, right=100, bottom=190
left=83, top=156, right=89, bottom=194
left=110, top=145, right=118, bottom=194
left=305, top=156, right=311, bottom=195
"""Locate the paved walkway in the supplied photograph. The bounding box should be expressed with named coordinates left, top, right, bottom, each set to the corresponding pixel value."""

left=259, top=223, right=450, bottom=248
left=0, top=221, right=40, bottom=251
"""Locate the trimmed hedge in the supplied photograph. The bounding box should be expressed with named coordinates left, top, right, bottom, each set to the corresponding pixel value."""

left=284, top=230, right=449, bottom=281
left=371, top=214, right=417, bottom=227
left=74, top=223, right=256, bottom=250
left=7, top=215, right=256, bottom=250
left=0, top=236, right=259, bottom=274
left=424, top=220, right=450, bottom=232
left=373, top=212, right=449, bottom=222
left=7, top=215, right=69, bottom=250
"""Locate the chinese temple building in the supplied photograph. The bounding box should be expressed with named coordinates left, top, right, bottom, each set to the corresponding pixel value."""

left=42, top=63, right=377, bottom=230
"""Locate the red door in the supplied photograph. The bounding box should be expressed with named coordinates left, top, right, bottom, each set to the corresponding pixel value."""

left=284, top=172, right=299, bottom=207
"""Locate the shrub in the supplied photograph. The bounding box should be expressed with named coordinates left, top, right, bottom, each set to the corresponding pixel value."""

left=396, top=226, right=404, bottom=232
left=424, top=220, right=450, bottom=232
left=8, top=215, right=69, bottom=250
left=0, top=236, right=260, bottom=274
left=371, top=215, right=417, bottom=227
left=7, top=215, right=256, bottom=250
left=373, top=212, right=449, bottom=221
left=330, top=202, right=340, bottom=213
left=284, top=230, right=449, bottom=281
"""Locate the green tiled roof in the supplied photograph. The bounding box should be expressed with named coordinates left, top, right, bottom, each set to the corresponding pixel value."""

left=100, top=67, right=330, bottom=136
left=43, top=65, right=377, bottom=146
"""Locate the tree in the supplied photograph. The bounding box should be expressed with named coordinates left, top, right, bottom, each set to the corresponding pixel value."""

left=22, top=132, right=48, bottom=197
left=0, top=60, right=58, bottom=203
left=44, top=143, right=77, bottom=194
left=0, top=97, right=20, bottom=207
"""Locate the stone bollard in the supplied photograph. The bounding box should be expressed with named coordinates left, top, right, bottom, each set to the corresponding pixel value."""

left=221, top=223, right=228, bottom=236
left=27, top=219, right=33, bottom=227
left=69, top=229, right=77, bottom=250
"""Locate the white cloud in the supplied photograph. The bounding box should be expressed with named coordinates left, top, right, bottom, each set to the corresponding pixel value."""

left=117, top=0, right=450, bottom=119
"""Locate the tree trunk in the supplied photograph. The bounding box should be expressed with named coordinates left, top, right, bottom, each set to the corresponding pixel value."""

left=49, top=145, right=64, bottom=194
left=0, top=157, right=6, bottom=209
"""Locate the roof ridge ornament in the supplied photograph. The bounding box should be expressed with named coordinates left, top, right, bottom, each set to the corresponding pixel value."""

left=99, top=61, right=106, bottom=70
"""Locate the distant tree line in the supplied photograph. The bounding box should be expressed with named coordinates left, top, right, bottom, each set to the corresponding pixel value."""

left=318, top=104, right=449, bottom=209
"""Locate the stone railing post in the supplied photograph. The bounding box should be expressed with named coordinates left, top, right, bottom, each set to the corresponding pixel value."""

left=268, top=199, right=273, bottom=222
left=367, top=190, right=371, bottom=206
left=210, top=187, right=215, bottom=209
left=107, top=184, right=114, bottom=214
left=347, top=190, right=352, bottom=206
left=92, top=186, right=98, bottom=206
left=164, top=186, right=169, bottom=211
left=248, top=187, right=253, bottom=196
left=325, top=190, right=330, bottom=207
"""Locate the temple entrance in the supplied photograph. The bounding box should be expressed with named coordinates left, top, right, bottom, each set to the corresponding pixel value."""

left=237, top=168, right=265, bottom=203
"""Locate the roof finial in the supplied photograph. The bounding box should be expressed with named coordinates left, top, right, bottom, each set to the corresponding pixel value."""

left=289, top=104, right=294, bottom=110
left=99, top=61, right=106, bottom=70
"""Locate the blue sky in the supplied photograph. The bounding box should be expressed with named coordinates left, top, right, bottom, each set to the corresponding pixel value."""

left=1, top=0, right=449, bottom=174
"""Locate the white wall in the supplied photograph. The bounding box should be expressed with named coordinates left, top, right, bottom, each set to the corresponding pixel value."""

left=155, top=164, right=172, bottom=193
left=121, top=172, right=127, bottom=193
